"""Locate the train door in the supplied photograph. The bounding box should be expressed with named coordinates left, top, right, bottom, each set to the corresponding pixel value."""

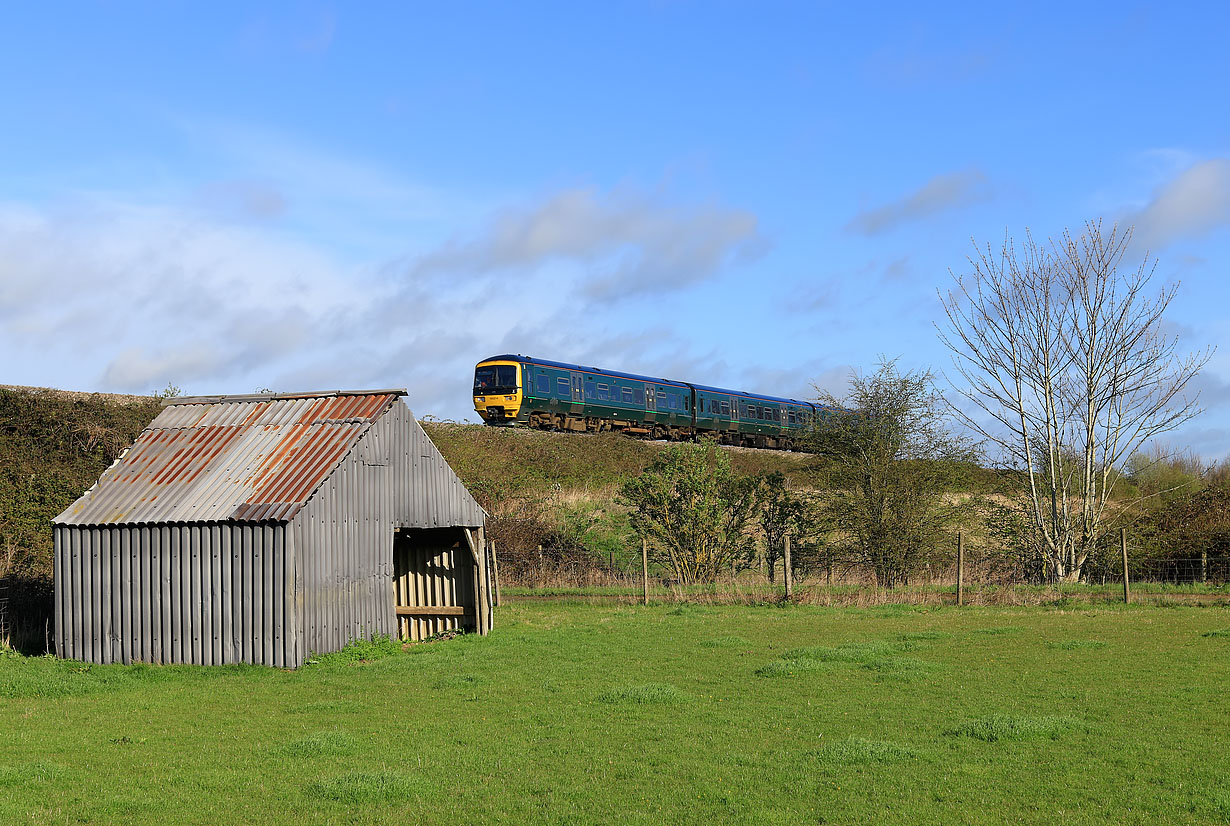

left=571, top=373, right=583, bottom=403
left=645, top=385, right=656, bottom=412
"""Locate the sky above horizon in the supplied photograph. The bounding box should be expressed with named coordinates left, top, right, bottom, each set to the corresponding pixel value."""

left=2, top=2, right=1229, bottom=459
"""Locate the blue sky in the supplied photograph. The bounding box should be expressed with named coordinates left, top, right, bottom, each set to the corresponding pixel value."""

left=2, top=2, right=1229, bottom=457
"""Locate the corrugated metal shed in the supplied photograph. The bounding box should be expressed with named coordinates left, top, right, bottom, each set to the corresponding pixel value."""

left=53, top=389, right=491, bottom=667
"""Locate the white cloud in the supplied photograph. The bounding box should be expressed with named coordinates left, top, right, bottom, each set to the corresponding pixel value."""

left=0, top=180, right=767, bottom=421
left=406, top=187, right=764, bottom=300
left=847, top=169, right=992, bottom=235
left=1127, top=158, right=1230, bottom=250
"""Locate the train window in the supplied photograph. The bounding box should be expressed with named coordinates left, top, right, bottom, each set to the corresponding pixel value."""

left=585, top=380, right=595, bottom=400
left=634, top=387, right=645, bottom=405
left=536, top=375, right=550, bottom=394
left=720, top=401, right=730, bottom=416
left=474, top=364, right=518, bottom=392
left=667, top=394, right=679, bottom=410
left=622, top=387, right=634, bottom=403
left=557, top=377, right=569, bottom=397
left=597, top=384, right=609, bottom=401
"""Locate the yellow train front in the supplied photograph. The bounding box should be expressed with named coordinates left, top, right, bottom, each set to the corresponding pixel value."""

left=473, top=354, right=824, bottom=449
left=472, top=358, right=524, bottom=424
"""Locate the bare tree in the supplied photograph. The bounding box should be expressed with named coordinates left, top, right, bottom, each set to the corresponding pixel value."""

left=939, top=221, right=1211, bottom=582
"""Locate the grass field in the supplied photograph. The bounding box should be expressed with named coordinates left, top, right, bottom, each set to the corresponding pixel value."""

left=2, top=601, right=1228, bottom=825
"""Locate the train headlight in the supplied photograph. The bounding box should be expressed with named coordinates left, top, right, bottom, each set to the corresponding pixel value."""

left=476, top=396, right=485, bottom=402
left=505, top=395, right=515, bottom=401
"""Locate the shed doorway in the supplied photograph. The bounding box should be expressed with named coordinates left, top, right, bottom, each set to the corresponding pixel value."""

left=392, top=528, right=477, bottom=640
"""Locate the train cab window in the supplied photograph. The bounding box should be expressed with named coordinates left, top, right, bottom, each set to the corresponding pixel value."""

left=597, top=384, right=609, bottom=401
left=557, top=377, right=569, bottom=397
left=536, top=375, right=550, bottom=394
left=474, top=364, right=518, bottom=393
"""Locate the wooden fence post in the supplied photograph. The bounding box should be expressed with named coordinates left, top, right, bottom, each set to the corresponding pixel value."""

left=1121, top=527, right=1131, bottom=605
left=783, top=535, right=792, bottom=600
left=1202, top=551, right=1208, bottom=584
left=484, top=540, right=494, bottom=607
left=641, top=536, right=650, bottom=606
left=956, top=531, right=965, bottom=606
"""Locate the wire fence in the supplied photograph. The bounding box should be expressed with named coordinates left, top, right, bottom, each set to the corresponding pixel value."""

left=492, top=541, right=1230, bottom=592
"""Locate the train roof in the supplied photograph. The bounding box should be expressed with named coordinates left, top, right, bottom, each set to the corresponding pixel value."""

left=477, top=354, right=823, bottom=409
left=687, top=383, right=815, bottom=407
left=478, top=354, right=690, bottom=389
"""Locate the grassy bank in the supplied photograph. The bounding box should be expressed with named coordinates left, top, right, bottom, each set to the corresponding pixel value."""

left=420, top=420, right=822, bottom=503
left=2, top=602, right=1228, bottom=824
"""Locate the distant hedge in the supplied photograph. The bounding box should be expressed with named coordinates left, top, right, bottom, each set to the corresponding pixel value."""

left=0, top=388, right=161, bottom=582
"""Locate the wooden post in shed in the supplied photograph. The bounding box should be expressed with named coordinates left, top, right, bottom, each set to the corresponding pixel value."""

left=465, top=528, right=490, bottom=635
left=1120, top=527, right=1131, bottom=605
left=783, top=535, right=792, bottom=600
left=641, top=536, right=650, bottom=606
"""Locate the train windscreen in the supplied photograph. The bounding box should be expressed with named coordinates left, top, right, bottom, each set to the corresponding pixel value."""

left=474, top=365, right=518, bottom=393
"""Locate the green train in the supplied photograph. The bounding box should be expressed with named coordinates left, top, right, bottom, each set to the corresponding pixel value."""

left=472, top=354, right=827, bottom=450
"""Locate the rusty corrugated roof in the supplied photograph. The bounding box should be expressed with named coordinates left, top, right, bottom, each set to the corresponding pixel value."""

left=54, top=391, right=402, bottom=526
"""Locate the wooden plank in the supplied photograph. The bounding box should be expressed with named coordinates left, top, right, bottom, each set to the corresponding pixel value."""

left=395, top=606, right=468, bottom=617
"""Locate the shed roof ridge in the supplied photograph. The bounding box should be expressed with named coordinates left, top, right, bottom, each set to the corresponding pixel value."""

left=263, top=396, right=398, bottom=522
left=163, top=388, right=407, bottom=407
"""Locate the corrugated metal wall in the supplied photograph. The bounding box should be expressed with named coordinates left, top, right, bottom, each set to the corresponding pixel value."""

left=53, top=522, right=298, bottom=666
left=292, top=400, right=488, bottom=657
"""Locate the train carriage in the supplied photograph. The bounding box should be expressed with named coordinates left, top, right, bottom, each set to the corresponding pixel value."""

left=474, top=354, right=823, bottom=450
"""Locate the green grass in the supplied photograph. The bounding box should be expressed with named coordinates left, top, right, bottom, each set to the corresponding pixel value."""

left=1, top=602, right=1228, bottom=825
left=304, top=770, right=426, bottom=803
left=597, top=683, right=691, bottom=704
left=947, top=714, right=1081, bottom=742
left=809, top=737, right=918, bottom=765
